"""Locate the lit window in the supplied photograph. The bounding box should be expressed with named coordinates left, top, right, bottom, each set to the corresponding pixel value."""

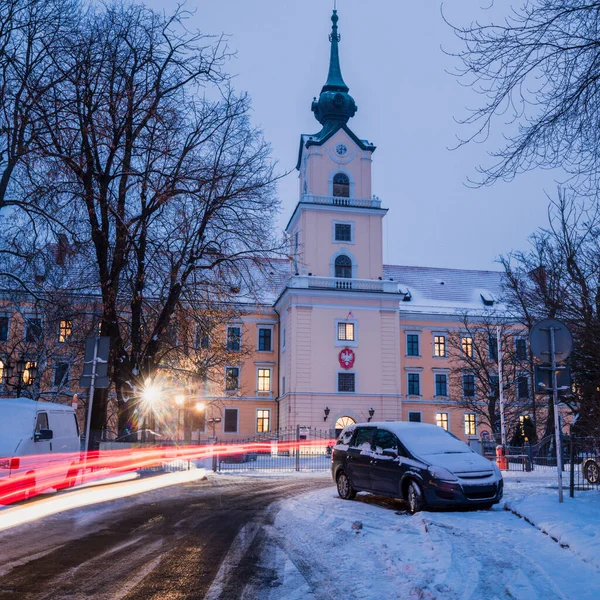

left=58, top=319, right=72, bottom=343
left=227, top=327, right=241, bottom=351
left=334, top=255, right=352, bottom=278
left=464, top=413, right=476, bottom=436
left=334, top=223, right=352, bottom=242
left=22, top=361, right=37, bottom=385
left=338, top=372, right=355, bottom=392
left=0, top=359, right=4, bottom=383
left=435, top=374, right=448, bottom=397
left=257, top=409, right=271, bottom=433
left=436, top=412, right=449, bottom=430
left=225, top=367, right=239, bottom=391
left=462, top=336, right=473, bottom=358
left=333, top=173, right=350, bottom=198
left=258, top=368, right=271, bottom=392
left=406, top=334, right=419, bottom=356
left=462, top=374, right=475, bottom=398
left=408, top=373, right=420, bottom=396
left=258, top=328, right=272, bottom=351
left=434, top=335, right=446, bottom=357
left=337, top=322, right=355, bottom=341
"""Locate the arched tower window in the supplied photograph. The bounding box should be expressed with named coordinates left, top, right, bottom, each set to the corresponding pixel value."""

left=335, top=255, right=352, bottom=278
left=333, top=173, right=350, bottom=198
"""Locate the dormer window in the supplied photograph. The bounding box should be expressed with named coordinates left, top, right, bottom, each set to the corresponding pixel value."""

left=333, top=173, right=350, bottom=198
left=335, top=255, right=352, bottom=278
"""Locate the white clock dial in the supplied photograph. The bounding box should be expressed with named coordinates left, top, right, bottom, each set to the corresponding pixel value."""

left=335, top=143, right=348, bottom=156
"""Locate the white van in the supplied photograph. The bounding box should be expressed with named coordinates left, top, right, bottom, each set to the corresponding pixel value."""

left=0, top=398, right=81, bottom=503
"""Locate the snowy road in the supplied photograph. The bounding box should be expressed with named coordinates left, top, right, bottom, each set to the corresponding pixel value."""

left=233, top=480, right=600, bottom=600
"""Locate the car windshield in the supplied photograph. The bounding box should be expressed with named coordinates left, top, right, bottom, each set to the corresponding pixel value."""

left=399, top=426, right=471, bottom=456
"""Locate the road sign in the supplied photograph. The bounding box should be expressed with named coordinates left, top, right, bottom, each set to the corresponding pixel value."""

left=534, top=365, right=572, bottom=394
left=530, top=318, right=573, bottom=363
left=79, top=337, right=110, bottom=389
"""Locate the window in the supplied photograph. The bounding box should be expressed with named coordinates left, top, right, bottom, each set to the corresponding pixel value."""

left=333, top=172, right=350, bottom=197
left=294, top=231, right=299, bottom=251
left=282, top=376, right=285, bottom=395
left=257, top=409, right=271, bottom=433
left=488, top=335, right=498, bottom=360
left=54, top=362, right=69, bottom=387
left=227, top=327, right=241, bottom=351
left=224, top=408, right=238, bottom=433
left=435, top=373, right=448, bottom=397
left=35, top=412, right=49, bottom=432
left=407, top=373, right=420, bottom=396
left=282, top=328, right=286, bottom=349
left=464, top=413, right=477, bottom=436
left=489, top=374, right=500, bottom=398
left=258, top=368, right=271, bottom=392
left=436, top=412, right=449, bottom=430
left=22, top=361, right=37, bottom=385
left=334, top=223, right=352, bottom=242
left=462, top=336, right=473, bottom=358
left=0, top=359, right=4, bottom=384
left=196, top=326, right=210, bottom=349
left=25, top=318, right=42, bottom=342
left=334, top=255, right=352, bottom=278
left=58, top=319, right=72, bottom=343
left=0, top=316, right=8, bottom=342
left=462, top=374, right=475, bottom=398
left=515, top=338, right=527, bottom=361
left=433, top=335, right=446, bottom=357
left=408, top=411, right=422, bottom=423
left=406, top=334, right=419, bottom=356
left=373, top=429, right=399, bottom=452
left=337, top=322, right=355, bottom=342
left=352, top=427, right=375, bottom=448
left=258, top=328, right=272, bottom=351
left=338, top=372, right=355, bottom=392
left=225, top=367, right=239, bottom=391
left=517, top=375, right=529, bottom=400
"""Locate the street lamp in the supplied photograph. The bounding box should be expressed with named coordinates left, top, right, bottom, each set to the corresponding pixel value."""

left=4, top=357, right=37, bottom=397
left=367, top=407, right=375, bottom=422
left=323, top=407, right=330, bottom=422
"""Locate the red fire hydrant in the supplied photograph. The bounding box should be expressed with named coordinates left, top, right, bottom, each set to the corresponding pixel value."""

left=496, top=444, right=508, bottom=471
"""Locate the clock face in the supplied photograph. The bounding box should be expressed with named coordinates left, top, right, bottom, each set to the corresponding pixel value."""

left=335, top=143, right=348, bottom=156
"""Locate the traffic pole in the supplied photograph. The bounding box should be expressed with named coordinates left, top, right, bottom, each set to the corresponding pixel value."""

left=497, top=325, right=507, bottom=448
left=549, top=326, right=564, bottom=502
left=82, top=337, right=99, bottom=477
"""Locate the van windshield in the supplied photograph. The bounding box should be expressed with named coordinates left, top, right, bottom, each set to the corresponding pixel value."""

left=400, top=426, right=471, bottom=457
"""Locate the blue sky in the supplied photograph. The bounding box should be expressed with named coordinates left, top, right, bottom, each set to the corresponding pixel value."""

left=147, top=0, right=561, bottom=271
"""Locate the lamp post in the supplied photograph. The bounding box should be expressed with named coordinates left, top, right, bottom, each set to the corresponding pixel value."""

left=175, top=395, right=185, bottom=442
left=368, top=407, right=375, bottom=422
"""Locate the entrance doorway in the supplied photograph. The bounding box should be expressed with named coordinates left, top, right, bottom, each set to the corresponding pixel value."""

left=334, top=415, right=356, bottom=437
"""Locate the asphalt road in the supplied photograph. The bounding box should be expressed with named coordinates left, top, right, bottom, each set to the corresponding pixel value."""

left=0, top=475, right=331, bottom=600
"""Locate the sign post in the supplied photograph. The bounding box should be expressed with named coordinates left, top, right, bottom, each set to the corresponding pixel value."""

left=530, top=318, right=573, bottom=503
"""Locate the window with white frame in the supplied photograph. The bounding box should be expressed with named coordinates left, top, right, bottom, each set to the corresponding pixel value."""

left=338, top=372, right=355, bottom=392
left=408, top=411, right=422, bottom=423
left=464, top=413, right=477, bottom=436
left=258, top=327, right=272, bottom=351
left=462, top=336, right=473, bottom=358
left=25, top=317, right=42, bottom=342
left=58, top=319, right=72, bottom=343
left=436, top=412, right=449, bottom=430
left=407, top=373, right=420, bottom=396
left=333, top=172, right=350, bottom=197
left=435, top=373, right=448, bottom=397
left=257, top=409, right=271, bottom=433
left=225, top=367, right=239, bottom=391
left=334, top=222, right=353, bottom=242
left=54, top=362, right=69, bottom=387
left=337, top=321, right=355, bottom=342
left=227, top=326, right=241, bottom=351
left=0, top=359, right=4, bottom=385
left=515, top=337, right=527, bottom=361
left=406, top=333, right=419, bottom=356
left=433, top=335, right=447, bottom=357
left=517, top=374, right=529, bottom=399
left=224, top=408, right=238, bottom=433
left=462, top=374, right=475, bottom=398
left=257, top=368, right=271, bottom=392
left=488, top=335, right=498, bottom=360
left=0, top=316, right=9, bottom=342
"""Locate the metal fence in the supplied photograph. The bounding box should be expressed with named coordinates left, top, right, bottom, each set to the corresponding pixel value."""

left=568, top=437, right=600, bottom=494
left=216, top=426, right=335, bottom=472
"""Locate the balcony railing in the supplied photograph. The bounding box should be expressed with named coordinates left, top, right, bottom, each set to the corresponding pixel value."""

left=288, top=275, right=399, bottom=293
left=300, top=194, right=382, bottom=209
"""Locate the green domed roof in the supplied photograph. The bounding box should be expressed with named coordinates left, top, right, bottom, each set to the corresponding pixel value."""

left=311, top=10, right=357, bottom=128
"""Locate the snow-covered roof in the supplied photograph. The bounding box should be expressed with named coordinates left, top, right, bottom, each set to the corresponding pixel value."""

left=383, top=264, right=505, bottom=315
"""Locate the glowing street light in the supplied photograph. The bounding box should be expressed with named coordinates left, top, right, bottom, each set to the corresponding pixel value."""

left=175, top=395, right=185, bottom=406
left=195, top=402, right=205, bottom=412
left=142, top=383, right=162, bottom=406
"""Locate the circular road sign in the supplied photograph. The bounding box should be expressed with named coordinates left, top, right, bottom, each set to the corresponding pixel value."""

left=529, top=318, right=573, bottom=364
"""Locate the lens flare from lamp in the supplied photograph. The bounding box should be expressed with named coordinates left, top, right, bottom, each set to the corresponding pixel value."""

left=175, top=395, right=185, bottom=406
left=195, top=402, right=205, bottom=412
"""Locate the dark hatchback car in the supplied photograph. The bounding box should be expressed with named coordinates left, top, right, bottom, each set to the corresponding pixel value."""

left=331, top=421, right=503, bottom=513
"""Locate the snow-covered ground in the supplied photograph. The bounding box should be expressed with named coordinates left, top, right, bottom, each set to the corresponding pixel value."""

left=220, top=470, right=600, bottom=600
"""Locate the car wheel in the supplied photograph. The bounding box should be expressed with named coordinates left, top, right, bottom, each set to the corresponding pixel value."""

left=407, top=480, right=425, bottom=514
left=336, top=470, right=356, bottom=500
left=583, top=459, right=600, bottom=484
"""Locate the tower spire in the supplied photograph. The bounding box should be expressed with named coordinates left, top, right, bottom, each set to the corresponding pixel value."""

left=311, top=9, right=357, bottom=128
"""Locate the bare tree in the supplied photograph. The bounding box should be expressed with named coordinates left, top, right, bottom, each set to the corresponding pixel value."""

left=446, top=1, right=600, bottom=197
left=447, top=311, right=534, bottom=438
left=33, top=2, right=282, bottom=439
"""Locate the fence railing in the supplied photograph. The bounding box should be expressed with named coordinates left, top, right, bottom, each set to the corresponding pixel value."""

left=288, top=275, right=399, bottom=294
left=300, top=193, right=382, bottom=209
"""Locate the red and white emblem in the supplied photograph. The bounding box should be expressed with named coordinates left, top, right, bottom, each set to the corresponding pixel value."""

left=339, top=348, right=355, bottom=369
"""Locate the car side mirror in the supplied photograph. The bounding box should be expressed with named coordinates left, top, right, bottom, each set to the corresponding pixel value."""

left=382, top=449, right=398, bottom=459
left=35, top=429, right=53, bottom=441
